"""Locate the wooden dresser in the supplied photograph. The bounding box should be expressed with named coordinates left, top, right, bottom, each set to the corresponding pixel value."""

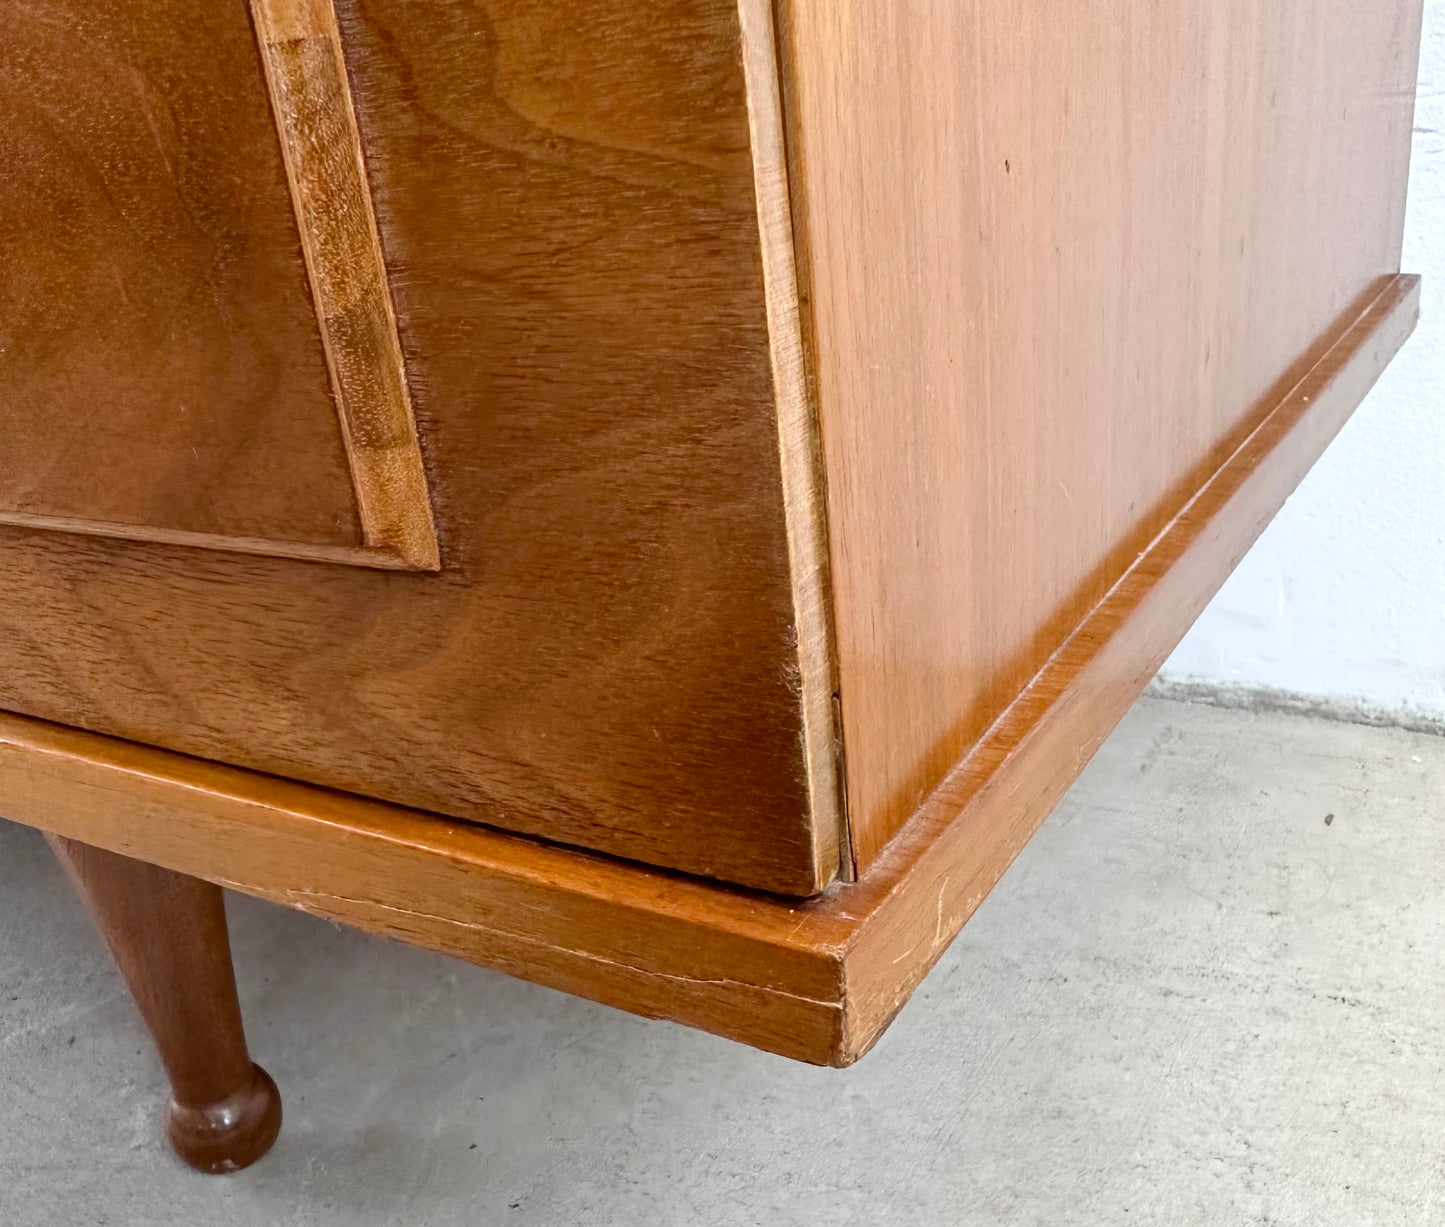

left=1, top=0, right=1424, bottom=1171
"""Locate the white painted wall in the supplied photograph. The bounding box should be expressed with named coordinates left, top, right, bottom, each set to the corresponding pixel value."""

left=1161, top=5, right=1445, bottom=719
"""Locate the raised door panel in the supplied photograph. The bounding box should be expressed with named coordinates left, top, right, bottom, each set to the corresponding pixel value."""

left=0, top=0, right=830, bottom=894
left=0, top=0, right=436, bottom=570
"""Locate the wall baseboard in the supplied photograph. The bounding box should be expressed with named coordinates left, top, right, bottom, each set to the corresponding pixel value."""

left=1147, top=676, right=1445, bottom=739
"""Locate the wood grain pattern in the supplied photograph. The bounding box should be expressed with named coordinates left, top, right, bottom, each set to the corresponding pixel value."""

left=0, top=0, right=436, bottom=571
left=251, top=0, right=439, bottom=570
left=0, top=0, right=362, bottom=553
left=0, top=273, right=1417, bottom=1065
left=47, top=834, right=282, bottom=1172
left=837, top=275, right=1422, bottom=1050
left=777, top=0, right=1425, bottom=870
left=0, top=0, right=834, bottom=895
left=0, top=0, right=1419, bottom=900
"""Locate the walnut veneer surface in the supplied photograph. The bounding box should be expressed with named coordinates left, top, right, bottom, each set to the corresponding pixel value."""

left=0, top=0, right=1425, bottom=1057
left=0, top=0, right=360, bottom=548
left=0, top=0, right=834, bottom=894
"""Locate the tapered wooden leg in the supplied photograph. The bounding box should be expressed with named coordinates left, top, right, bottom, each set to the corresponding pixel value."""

left=46, top=835, right=282, bottom=1173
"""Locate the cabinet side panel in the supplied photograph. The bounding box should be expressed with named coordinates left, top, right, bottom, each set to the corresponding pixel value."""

left=780, top=0, right=1423, bottom=867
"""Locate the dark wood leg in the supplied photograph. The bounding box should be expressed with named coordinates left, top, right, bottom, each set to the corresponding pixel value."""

left=46, top=835, right=282, bottom=1173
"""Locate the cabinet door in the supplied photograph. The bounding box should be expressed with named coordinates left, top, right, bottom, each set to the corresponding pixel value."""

left=0, top=0, right=830, bottom=895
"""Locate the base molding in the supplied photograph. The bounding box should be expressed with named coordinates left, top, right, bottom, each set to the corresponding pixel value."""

left=0, top=275, right=1420, bottom=1067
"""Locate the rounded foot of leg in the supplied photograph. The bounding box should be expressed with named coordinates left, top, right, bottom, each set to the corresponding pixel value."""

left=165, top=1063, right=282, bottom=1174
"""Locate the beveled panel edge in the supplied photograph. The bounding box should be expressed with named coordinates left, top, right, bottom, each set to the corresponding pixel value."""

left=250, top=0, right=439, bottom=572
left=0, top=511, right=421, bottom=571
left=0, top=0, right=438, bottom=573
left=0, top=276, right=1417, bottom=1067
left=737, top=0, right=848, bottom=884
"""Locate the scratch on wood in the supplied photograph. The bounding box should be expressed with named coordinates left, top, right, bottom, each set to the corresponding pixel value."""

left=262, top=883, right=844, bottom=1012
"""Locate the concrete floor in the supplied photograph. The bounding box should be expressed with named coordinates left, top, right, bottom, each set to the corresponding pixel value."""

left=1, top=695, right=1443, bottom=1225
